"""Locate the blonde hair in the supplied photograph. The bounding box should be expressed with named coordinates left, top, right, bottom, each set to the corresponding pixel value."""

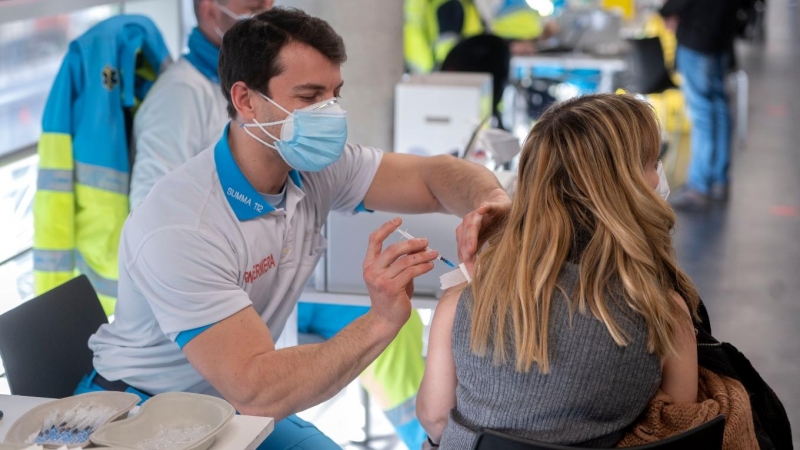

left=470, top=94, right=700, bottom=373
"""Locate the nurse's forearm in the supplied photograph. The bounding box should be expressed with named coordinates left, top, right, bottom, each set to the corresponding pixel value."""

left=234, top=311, right=398, bottom=420
left=421, top=155, right=506, bottom=217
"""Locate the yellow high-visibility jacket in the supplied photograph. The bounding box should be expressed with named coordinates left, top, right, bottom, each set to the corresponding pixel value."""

left=34, top=15, right=170, bottom=314
left=491, top=0, right=544, bottom=41
left=404, top=0, right=543, bottom=73
left=405, top=0, right=484, bottom=73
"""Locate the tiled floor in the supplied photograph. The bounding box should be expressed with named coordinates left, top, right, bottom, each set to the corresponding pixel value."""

left=670, top=0, right=800, bottom=446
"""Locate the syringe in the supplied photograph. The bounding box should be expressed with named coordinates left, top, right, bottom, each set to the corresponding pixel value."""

left=394, top=228, right=457, bottom=268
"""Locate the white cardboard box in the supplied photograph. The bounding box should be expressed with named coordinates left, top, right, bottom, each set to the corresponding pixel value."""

left=319, top=171, right=517, bottom=297
left=394, top=72, right=492, bottom=156
left=323, top=211, right=463, bottom=297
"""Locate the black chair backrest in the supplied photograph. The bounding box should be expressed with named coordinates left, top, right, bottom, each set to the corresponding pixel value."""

left=0, top=275, right=107, bottom=398
left=471, top=415, right=726, bottom=450
left=441, top=33, right=511, bottom=113
left=627, top=37, right=677, bottom=94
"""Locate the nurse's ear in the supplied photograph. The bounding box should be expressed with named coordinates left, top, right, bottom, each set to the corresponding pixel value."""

left=230, top=81, right=259, bottom=122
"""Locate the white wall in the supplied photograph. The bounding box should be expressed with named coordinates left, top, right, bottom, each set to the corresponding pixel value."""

left=0, top=0, right=185, bottom=59
left=124, top=0, right=183, bottom=60
left=0, top=0, right=116, bottom=25
left=279, top=1, right=404, bottom=151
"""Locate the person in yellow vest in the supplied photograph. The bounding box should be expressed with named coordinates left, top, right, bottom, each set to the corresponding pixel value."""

left=404, top=0, right=549, bottom=74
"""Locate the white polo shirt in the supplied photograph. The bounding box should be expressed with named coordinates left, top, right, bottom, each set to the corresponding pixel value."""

left=89, top=124, right=382, bottom=395
left=129, top=58, right=228, bottom=209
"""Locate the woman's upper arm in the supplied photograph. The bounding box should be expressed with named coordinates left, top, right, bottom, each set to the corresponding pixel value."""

left=659, top=291, right=698, bottom=404
left=417, top=286, right=462, bottom=422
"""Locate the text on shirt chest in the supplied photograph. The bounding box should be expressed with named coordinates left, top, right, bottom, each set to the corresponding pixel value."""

left=244, top=254, right=276, bottom=284
left=227, top=187, right=264, bottom=213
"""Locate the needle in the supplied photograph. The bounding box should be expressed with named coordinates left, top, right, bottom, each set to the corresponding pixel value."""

left=395, top=228, right=457, bottom=268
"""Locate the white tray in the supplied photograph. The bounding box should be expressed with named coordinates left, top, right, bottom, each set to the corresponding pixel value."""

left=0, top=444, right=39, bottom=450
left=4, top=392, right=140, bottom=448
left=90, top=393, right=235, bottom=450
left=0, top=445, right=132, bottom=450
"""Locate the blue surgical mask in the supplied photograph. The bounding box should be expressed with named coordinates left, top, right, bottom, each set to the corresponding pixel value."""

left=242, top=94, right=348, bottom=172
left=656, top=160, right=670, bottom=200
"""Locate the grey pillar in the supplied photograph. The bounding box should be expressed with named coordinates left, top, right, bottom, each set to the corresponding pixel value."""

left=279, top=0, right=404, bottom=151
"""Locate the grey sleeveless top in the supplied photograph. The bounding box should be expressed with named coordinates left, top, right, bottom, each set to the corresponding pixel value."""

left=439, top=263, right=661, bottom=449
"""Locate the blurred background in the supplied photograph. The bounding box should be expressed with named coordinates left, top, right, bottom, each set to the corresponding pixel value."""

left=0, top=0, right=796, bottom=448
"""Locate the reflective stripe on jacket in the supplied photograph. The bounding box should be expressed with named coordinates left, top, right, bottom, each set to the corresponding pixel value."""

left=34, top=15, right=170, bottom=314
left=404, top=0, right=543, bottom=73
left=405, top=0, right=484, bottom=73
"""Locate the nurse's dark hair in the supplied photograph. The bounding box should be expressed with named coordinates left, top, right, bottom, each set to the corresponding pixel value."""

left=219, top=7, right=347, bottom=118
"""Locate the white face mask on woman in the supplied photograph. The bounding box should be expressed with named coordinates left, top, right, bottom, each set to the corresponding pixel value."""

left=655, top=160, right=670, bottom=200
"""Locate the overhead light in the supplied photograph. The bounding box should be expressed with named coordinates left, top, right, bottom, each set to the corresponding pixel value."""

left=526, top=0, right=555, bottom=17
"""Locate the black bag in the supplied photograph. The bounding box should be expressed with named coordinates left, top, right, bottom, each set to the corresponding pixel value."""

left=694, top=302, right=793, bottom=449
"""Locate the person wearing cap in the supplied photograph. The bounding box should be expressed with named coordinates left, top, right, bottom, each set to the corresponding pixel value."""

left=79, top=7, right=510, bottom=449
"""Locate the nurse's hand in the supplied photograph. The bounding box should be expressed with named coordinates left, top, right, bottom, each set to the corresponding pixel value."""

left=456, top=188, right=511, bottom=276
left=363, top=217, right=438, bottom=330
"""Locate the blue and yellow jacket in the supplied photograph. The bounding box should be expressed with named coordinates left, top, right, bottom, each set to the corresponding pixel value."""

left=34, top=15, right=170, bottom=314
left=404, top=0, right=544, bottom=73
left=492, top=0, right=545, bottom=41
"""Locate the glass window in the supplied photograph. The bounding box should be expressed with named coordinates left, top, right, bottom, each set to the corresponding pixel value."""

left=0, top=5, right=120, bottom=158
left=0, top=155, right=36, bottom=266
left=0, top=5, right=121, bottom=313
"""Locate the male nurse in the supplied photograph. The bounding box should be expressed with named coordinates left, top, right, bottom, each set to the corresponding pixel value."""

left=130, top=1, right=448, bottom=446
left=81, top=8, right=510, bottom=449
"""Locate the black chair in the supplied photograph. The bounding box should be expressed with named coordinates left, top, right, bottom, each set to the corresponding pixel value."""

left=441, top=34, right=511, bottom=128
left=627, top=37, right=677, bottom=95
left=471, top=415, right=726, bottom=450
left=0, top=275, right=108, bottom=398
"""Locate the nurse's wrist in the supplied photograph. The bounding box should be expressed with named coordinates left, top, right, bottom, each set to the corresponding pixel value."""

left=363, top=310, right=404, bottom=343
left=483, top=187, right=510, bottom=204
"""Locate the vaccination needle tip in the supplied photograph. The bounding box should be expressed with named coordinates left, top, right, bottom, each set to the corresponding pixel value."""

left=395, top=228, right=457, bottom=268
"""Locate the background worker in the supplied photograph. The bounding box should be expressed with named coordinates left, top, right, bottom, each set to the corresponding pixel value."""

left=660, top=0, right=742, bottom=210
left=404, top=0, right=551, bottom=74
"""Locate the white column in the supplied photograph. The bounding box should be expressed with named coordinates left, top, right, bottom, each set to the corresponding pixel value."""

left=123, top=0, right=183, bottom=60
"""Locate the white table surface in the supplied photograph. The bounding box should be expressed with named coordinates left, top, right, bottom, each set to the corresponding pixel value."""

left=510, top=53, right=628, bottom=93
left=0, top=394, right=273, bottom=450
left=511, top=54, right=628, bottom=73
left=301, top=288, right=440, bottom=310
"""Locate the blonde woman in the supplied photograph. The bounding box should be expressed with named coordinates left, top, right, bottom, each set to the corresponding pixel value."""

left=417, top=94, right=701, bottom=448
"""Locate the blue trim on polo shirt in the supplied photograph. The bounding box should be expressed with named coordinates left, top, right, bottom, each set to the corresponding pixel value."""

left=354, top=200, right=373, bottom=214
left=289, top=170, right=303, bottom=189
left=184, top=27, right=220, bottom=84
left=215, top=124, right=303, bottom=221
left=175, top=324, right=215, bottom=349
